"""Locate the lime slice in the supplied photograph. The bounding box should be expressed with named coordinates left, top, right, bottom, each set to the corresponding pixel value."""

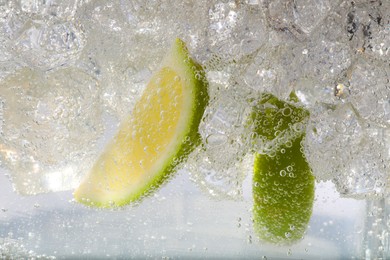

left=74, top=39, right=209, bottom=207
left=251, top=92, right=315, bottom=244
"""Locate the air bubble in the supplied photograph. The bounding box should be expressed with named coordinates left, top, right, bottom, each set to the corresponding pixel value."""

left=282, top=107, right=292, bottom=117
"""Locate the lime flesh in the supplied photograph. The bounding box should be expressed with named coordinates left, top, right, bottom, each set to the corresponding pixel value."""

left=251, top=93, right=315, bottom=244
left=74, top=39, right=209, bottom=208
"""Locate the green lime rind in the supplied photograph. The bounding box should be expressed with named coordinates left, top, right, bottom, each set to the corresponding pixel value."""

left=74, top=39, right=209, bottom=208
left=130, top=39, right=210, bottom=204
left=253, top=135, right=315, bottom=244
left=249, top=92, right=309, bottom=142
left=251, top=92, right=315, bottom=244
left=115, top=39, right=209, bottom=207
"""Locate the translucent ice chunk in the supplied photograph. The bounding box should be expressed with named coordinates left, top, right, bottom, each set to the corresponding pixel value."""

left=207, top=1, right=268, bottom=59
left=305, top=103, right=389, bottom=198
left=20, top=0, right=80, bottom=19
left=185, top=71, right=253, bottom=200
left=120, top=0, right=212, bottom=59
left=265, top=0, right=342, bottom=40
left=12, top=20, right=86, bottom=70
left=0, top=67, right=102, bottom=195
left=78, top=1, right=179, bottom=119
left=346, top=0, right=390, bottom=62
left=292, top=0, right=338, bottom=34
left=348, top=58, right=390, bottom=127
left=241, top=46, right=292, bottom=98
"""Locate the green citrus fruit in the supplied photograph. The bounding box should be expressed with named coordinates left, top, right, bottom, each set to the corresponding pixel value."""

left=251, top=92, right=315, bottom=244
left=74, top=39, right=209, bottom=208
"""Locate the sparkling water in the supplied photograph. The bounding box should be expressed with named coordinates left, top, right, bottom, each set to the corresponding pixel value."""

left=0, top=0, right=389, bottom=258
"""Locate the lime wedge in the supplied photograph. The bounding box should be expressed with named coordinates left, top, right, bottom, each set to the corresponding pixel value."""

left=74, top=39, right=209, bottom=207
left=251, top=92, right=315, bottom=244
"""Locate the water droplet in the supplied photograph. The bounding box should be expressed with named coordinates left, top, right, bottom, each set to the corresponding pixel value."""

left=280, top=170, right=287, bottom=177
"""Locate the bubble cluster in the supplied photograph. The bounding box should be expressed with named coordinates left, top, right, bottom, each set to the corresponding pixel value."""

left=0, top=237, right=55, bottom=259
left=0, top=1, right=388, bottom=258
left=0, top=0, right=388, bottom=200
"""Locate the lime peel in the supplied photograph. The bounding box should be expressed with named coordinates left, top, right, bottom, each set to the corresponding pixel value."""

left=74, top=38, right=209, bottom=208
left=251, top=92, right=315, bottom=244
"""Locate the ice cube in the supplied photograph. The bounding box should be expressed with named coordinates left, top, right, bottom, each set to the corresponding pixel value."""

left=0, top=1, right=86, bottom=70
left=207, top=1, right=268, bottom=60
left=264, top=0, right=341, bottom=41
left=120, top=0, right=212, bottom=60
left=185, top=71, right=253, bottom=200
left=292, top=0, right=339, bottom=34
left=242, top=2, right=353, bottom=103
left=241, top=45, right=292, bottom=98
left=305, top=103, right=389, bottom=198
left=12, top=20, right=86, bottom=70
left=20, top=0, right=80, bottom=19
left=348, top=58, right=390, bottom=127
left=0, top=67, right=102, bottom=195
left=346, top=0, right=390, bottom=62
